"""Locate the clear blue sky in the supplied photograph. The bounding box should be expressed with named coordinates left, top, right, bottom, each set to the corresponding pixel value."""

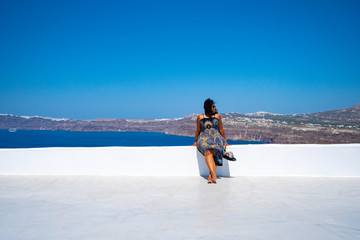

left=1, top=0, right=359, bottom=119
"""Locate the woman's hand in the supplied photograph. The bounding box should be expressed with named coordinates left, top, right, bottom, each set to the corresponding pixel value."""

left=191, top=141, right=197, bottom=146
left=225, top=142, right=231, bottom=146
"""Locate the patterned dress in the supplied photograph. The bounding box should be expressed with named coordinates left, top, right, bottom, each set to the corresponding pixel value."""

left=196, top=115, right=226, bottom=162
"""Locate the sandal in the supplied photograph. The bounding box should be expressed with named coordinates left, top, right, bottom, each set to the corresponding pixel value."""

left=214, top=150, right=223, bottom=166
left=223, top=151, right=236, bottom=161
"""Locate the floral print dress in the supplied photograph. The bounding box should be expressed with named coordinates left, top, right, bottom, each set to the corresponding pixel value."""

left=196, top=115, right=226, bottom=162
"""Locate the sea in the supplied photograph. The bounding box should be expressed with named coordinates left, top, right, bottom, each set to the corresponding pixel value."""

left=0, top=129, right=264, bottom=148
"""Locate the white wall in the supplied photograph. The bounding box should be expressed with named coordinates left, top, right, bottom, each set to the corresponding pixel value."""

left=0, top=144, right=359, bottom=177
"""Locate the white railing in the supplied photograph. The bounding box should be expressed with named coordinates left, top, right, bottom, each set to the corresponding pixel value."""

left=0, top=144, right=359, bottom=176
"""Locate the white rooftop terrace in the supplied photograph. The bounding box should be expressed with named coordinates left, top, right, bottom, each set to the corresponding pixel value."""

left=1, top=144, right=360, bottom=239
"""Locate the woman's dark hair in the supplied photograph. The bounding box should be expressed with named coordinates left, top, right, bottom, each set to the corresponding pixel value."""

left=204, top=98, right=217, bottom=117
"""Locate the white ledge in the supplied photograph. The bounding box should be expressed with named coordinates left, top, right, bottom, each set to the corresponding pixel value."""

left=0, top=144, right=360, bottom=176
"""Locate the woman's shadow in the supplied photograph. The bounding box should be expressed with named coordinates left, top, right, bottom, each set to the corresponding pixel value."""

left=196, top=150, right=231, bottom=177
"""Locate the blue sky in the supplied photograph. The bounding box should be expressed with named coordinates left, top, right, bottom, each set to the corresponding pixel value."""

left=1, top=0, right=359, bottom=119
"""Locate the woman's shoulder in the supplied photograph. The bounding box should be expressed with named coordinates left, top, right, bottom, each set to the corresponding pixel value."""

left=214, top=113, right=221, bottom=119
left=197, top=114, right=204, bottom=121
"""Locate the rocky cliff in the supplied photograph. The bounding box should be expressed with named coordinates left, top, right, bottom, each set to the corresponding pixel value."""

left=1, top=103, right=360, bottom=144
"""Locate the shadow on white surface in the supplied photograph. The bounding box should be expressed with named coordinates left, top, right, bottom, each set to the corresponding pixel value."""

left=196, top=150, right=230, bottom=177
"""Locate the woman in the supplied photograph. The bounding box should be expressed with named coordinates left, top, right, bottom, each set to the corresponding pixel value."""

left=192, top=98, right=229, bottom=184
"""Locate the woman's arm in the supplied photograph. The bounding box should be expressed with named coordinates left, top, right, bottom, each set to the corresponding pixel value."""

left=191, top=115, right=202, bottom=146
left=216, top=114, right=229, bottom=146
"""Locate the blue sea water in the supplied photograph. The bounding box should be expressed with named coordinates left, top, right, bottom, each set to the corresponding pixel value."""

left=0, top=129, right=264, bottom=148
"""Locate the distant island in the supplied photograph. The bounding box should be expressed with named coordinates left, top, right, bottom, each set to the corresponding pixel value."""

left=1, top=103, right=360, bottom=144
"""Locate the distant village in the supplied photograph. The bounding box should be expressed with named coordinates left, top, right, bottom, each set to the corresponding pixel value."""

left=1, top=103, right=360, bottom=144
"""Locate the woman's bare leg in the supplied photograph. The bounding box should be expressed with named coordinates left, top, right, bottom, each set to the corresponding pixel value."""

left=211, top=150, right=218, bottom=182
left=212, top=150, right=217, bottom=173
left=213, top=162, right=217, bottom=180
left=204, top=149, right=217, bottom=183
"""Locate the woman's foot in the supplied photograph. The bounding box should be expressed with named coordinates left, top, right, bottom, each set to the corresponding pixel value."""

left=210, top=172, right=217, bottom=184
left=207, top=173, right=212, bottom=183
left=212, top=178, right=217, bottom=184
left=207, top=178, right=212, bottom=184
